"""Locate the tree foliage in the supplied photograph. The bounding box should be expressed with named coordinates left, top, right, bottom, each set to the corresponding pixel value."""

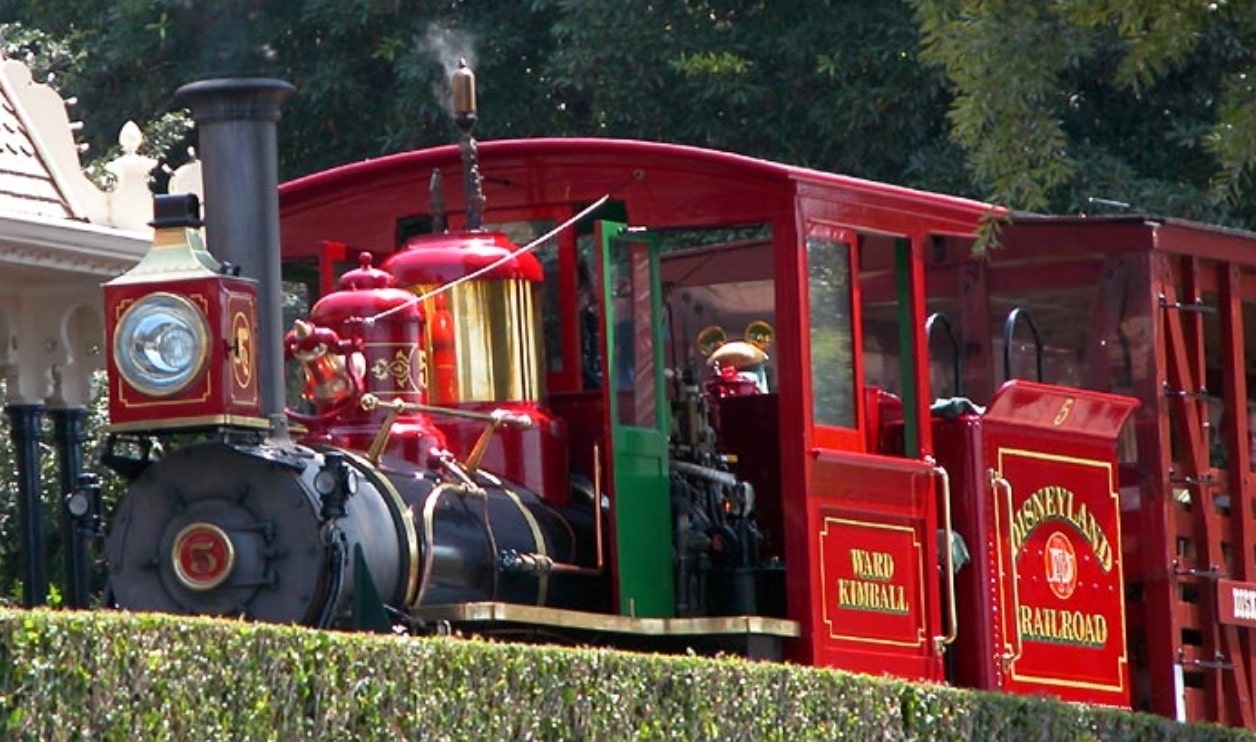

left=0, top=1, right=566, bottom=179
left=3, top=0, right=1256, bottom=223
left=0, top=1, right=962, bottom=192
left=911, top=0, right=1256, bottom=220
left=542, top=0, right=966, bottom=192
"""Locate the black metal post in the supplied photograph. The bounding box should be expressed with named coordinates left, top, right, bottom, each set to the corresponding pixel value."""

left=176, top=77, right=295, bottom=432
left=5, top=403, right=46, bottom=607
left=459, top=133, right=484, bottom=231
left=50, top=406, right=89, bottom=608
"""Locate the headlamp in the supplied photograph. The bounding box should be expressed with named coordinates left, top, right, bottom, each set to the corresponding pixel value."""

left=114, top=292, right=210, bottom=396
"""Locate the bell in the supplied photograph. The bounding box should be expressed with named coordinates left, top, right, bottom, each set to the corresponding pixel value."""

left=302, top=351, right=354, bottom=405
left=289, top=319, right=355, bottom=406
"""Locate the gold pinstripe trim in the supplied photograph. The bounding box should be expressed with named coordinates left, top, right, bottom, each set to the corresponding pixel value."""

left=338, top=448, right=422, bottom=607
left=500, top=485, right=549, bottom=606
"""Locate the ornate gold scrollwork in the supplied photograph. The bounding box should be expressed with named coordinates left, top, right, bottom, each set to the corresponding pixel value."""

left=371, top=348, right=419, bottom=390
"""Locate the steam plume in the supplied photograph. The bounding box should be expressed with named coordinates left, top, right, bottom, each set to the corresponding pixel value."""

left=418, top=23, right=477, bottom=115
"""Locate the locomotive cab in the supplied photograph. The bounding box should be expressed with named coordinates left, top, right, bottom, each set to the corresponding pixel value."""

left=273, top=125, right=1142, bottom=684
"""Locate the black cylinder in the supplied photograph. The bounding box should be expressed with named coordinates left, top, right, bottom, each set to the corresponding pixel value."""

left=6, top=404, right=46, bottom=607
left=176, top=78, right=295, bottom=427
left=50, top=406, right=89, bottom=609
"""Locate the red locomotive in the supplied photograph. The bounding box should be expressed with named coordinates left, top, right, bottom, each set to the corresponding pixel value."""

left=97, top=66, right=1256, bottom=730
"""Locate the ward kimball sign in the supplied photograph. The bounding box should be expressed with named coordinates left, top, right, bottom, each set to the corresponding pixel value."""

left=820, top=517, right=926, bottom=648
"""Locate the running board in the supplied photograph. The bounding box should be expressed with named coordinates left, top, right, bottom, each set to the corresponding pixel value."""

left=410, top=602, right=800, bottom=660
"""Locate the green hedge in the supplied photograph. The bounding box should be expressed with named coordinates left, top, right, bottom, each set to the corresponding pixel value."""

left=0, top=609, right=1247, bottom=741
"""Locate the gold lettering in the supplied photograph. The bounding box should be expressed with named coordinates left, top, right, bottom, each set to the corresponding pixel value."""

left=186, top=540, right=219, bottom=576
left=1016, top=604, right=1108, bottom=648
left=836, top=578, right=909, bottom=615
left=1009, top=485, right=1115, bottom=573
left=875, top=551, right=894, bottom=579
left=850, top=549, right=868, bottom=576
left=1059, top=608, right=1074, bottom=639
left=849, top=548, right=895, bottom=580
left=1053, top=398, right=1074, bottom=426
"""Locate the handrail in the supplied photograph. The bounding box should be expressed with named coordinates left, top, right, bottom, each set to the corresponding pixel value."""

left=990, top=468, right=1023, bottom=669
left=1002, top=307, right=1044, bottom=383
left=931, top=458, right=958, bottom=654
left=593, top=443, right=605, bottom=572
left=925, top=312, right=963, bottom=398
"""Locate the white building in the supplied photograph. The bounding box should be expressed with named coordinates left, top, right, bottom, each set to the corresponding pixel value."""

left=0, top=54, right=174, bottom=607
left=0, top=56, right=160, bottom=409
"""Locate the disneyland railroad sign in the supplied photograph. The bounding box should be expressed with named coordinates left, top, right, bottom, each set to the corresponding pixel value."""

left=995, top=449, right=1127, bottom=696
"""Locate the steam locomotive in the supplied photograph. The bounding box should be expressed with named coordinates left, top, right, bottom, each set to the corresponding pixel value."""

left=101, top=70, right=772, bottom=641
left=92, top=65, right=1256, bottom=729
left=104, top=206, right=609, bottom=628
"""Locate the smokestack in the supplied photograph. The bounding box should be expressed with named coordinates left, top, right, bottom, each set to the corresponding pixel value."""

left=176, top=77, right=295, bottom=434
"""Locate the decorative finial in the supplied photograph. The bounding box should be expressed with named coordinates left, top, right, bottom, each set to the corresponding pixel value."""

left=118, top=121, right=143, bottom=155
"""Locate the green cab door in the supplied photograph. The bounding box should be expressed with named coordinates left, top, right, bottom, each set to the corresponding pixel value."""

left=597, top=221, right=674, bottom=618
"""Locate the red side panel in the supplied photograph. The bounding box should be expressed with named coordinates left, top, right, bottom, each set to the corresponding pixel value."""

left=805, top=449, right=942, bottom=680
left=938, top=380, right=1137, bottom=707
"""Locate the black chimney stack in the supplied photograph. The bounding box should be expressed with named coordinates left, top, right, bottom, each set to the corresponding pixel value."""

left=176, top=77, right=295, bottom=434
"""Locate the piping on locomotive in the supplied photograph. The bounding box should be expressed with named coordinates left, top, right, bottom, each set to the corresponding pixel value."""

left=97, top=61, right=1256, bottom=727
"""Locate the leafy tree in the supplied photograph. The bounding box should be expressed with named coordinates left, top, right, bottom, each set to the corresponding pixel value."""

left=0, top=1, right=563, bottom=179
left=910, top=0, right=1256, bottom=221
left=8, top=0, right=1256, bottom=224
left=1, top=1, right=961, bottom=191
left=542, top=0, right=966, bottom=192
